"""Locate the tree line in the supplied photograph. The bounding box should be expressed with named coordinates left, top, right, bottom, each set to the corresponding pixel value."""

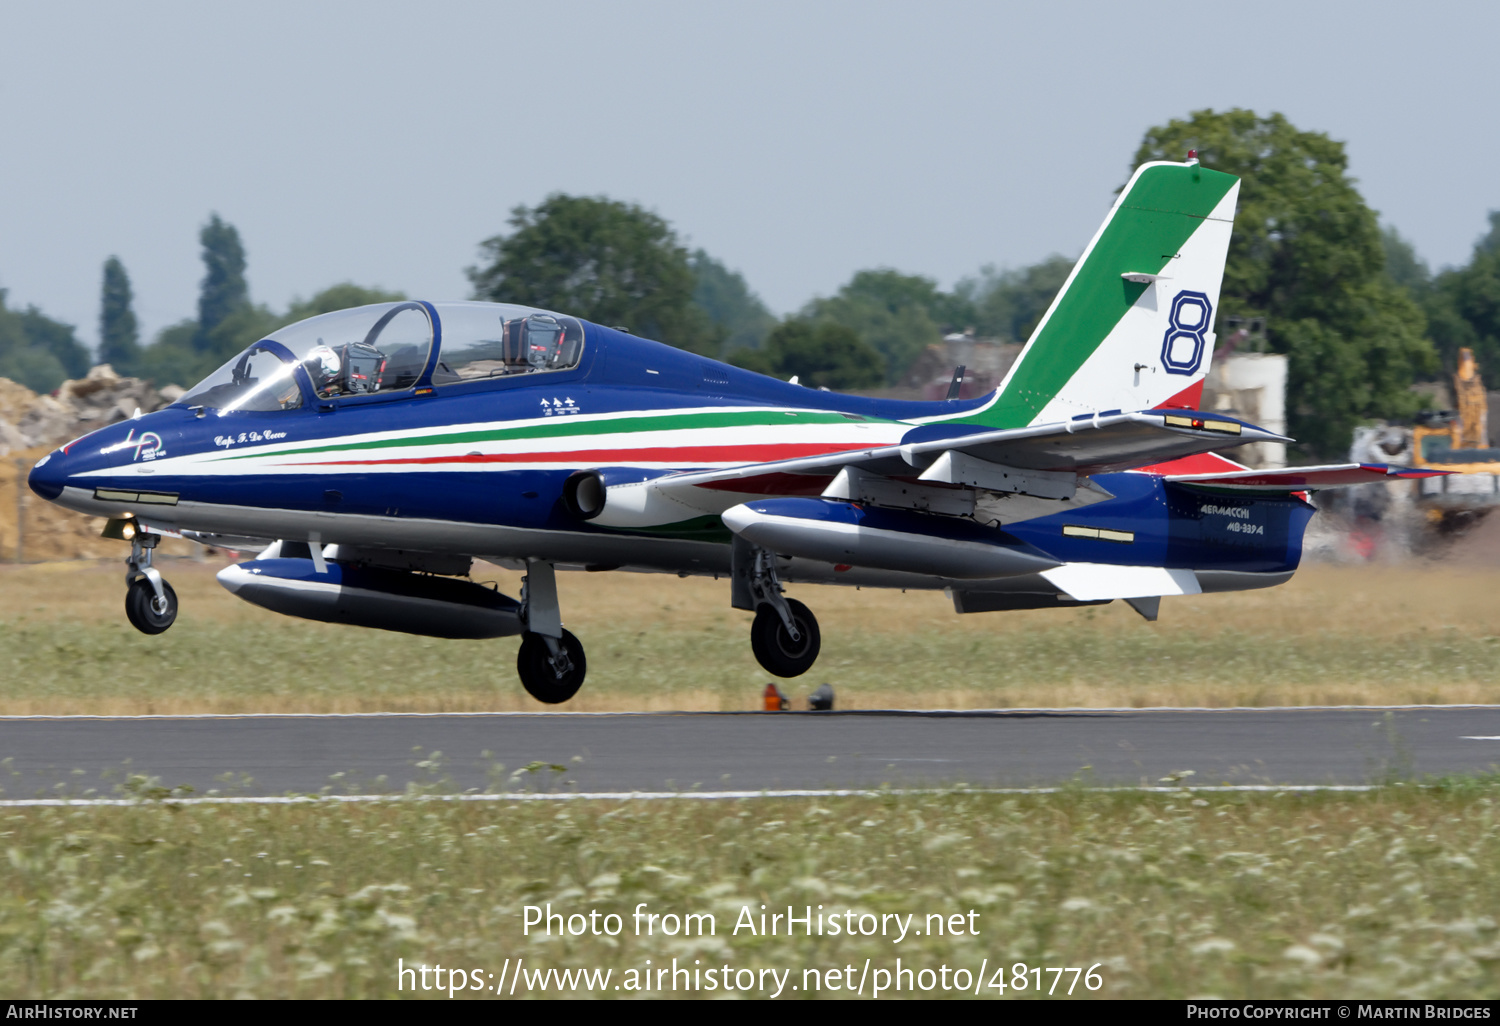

left=1, top=217, right=403, bottom=400
left=468, top=197, right=1084, bottom=391
left=3, top=109, right=1498, bottom=458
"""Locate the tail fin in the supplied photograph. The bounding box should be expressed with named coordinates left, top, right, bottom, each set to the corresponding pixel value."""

left=976, top=161, right=1239, bottom=428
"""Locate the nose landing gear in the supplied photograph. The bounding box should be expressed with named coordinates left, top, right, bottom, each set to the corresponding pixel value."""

left=123, top=532, right=177, bottom=635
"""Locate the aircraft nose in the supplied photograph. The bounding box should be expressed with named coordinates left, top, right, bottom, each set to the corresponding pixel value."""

left=27, top=450, right=67, bottom=501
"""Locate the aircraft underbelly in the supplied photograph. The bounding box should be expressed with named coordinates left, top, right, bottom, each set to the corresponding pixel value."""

left=51, top=486, right=732, bottom=572
left=55, top=470, right=1309, bottom=596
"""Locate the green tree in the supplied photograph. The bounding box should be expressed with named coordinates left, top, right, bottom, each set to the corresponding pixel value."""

left=135, top=281, right=411, bottom=389
left=98, top=256, right=141, bottom=373
left=0, top=346, right=68, bottom=394
left=0, top=289, right=91, bottom=393
left=16, top=306, right=90, bottom=379
left=125, top=214, right=414, bottom=389
left=1425, top=213, right=1500, bottom=379
left=729, top=319, right=884, bottom=391
left=958, top=255, right=1076, bottom=343
left=689, top=249, right=775, bottom=353
left=468, top=194, right=720, bottom=355
left=1381, top=226, right=1430, bottom=296
left=133, top=214, right=267, bottom=388
left=131, top=320, right=199, bottom=389
left=1133, top=109, right=1436, bottom=456
left=805, top=269, right=967, bottom=384
left=195, top=213, right=249, bottom=352
left=284, top=282, right=406, bottom=322
left=1481, top=211, right=1500, bottom=255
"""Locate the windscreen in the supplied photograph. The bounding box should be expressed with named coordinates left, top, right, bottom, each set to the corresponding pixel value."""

left=180, top=303, right=435, bottom=411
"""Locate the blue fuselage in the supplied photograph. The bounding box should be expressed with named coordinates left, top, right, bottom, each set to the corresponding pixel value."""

left=29, top=321, right=1312, bottom=591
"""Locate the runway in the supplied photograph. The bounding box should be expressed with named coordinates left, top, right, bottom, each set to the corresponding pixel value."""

left=2, top=706, right=1499, bottom=798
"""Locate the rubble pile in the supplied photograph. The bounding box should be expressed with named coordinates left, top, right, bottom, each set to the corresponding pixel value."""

left=0, top=367, right=190, bottom=561
left=0, top=365, right=183, bottom=458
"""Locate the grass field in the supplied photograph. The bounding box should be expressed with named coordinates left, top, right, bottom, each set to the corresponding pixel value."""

left=3, top=784, right=1498, bottom=999
left=0, top=557, right=1498, bottom=714
left=3, top=559, right=1498, bottom=1001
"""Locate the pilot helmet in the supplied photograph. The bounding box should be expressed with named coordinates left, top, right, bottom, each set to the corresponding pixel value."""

left=305, top=344, right=341, bottom=392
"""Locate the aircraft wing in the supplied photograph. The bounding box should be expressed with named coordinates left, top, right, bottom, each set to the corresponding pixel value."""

left=666, top=410, right=1285, bottom=489
left=592, top=410, right=1289, bottom=526
left=1163, top=462, right=1447, bottom=493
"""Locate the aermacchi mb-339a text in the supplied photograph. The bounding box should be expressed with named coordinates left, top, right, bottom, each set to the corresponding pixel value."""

left=28, top=157, right=1439, bottom=703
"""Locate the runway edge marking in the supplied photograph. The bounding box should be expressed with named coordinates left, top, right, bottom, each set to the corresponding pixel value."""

left=0, top=785, right=1399, bottom=807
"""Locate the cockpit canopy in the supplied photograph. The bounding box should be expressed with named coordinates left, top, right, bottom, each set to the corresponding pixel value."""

left=432, top=302, right=585, bottom=383
left=179, top=301, right=585, bottom=413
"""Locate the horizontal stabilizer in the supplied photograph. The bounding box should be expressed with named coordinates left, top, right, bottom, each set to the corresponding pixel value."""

left=899, top=410, right=1285, bottom=477
left=1041, top=562, right=1201, bottom=602
left=1164, top=463, right=1446, bottom=493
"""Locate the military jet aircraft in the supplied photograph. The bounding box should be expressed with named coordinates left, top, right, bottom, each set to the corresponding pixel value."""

left=28, top=157, right=1438, bottom=703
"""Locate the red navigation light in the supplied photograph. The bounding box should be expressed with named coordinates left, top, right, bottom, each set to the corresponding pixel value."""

left=1187, top=149, right=1197, bottom=160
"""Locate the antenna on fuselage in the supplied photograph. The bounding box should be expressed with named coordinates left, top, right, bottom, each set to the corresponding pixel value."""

left=945, top=365, right=966, bottom=400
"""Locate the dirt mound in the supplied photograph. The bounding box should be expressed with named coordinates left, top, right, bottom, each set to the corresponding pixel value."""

left=0, top=367, right=188, bottom=561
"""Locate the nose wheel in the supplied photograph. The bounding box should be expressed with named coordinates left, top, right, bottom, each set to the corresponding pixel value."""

left=123, top=530, right=177, bottom=635
left=125, top=577, right=178, bottom=635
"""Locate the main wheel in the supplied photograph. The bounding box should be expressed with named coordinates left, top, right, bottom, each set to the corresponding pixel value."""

left=516, top=629, right=587, bottom=704
left=124, top=577, right=178, bottom=635
left=750, top=598, right=820, bottom=678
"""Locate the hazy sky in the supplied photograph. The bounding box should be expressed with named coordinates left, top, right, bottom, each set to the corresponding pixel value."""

left=2, top=0, right=1497, bottom=350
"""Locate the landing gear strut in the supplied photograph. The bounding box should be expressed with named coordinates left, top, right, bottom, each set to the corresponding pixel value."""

left=733, top=539, right=821, bottom=677
left=124, top=531, right=177, bottom=635
left=515, top=559, right=587, bottom=704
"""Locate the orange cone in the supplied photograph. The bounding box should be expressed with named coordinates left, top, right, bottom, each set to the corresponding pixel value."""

left=763, top=683, right=789, bottom=711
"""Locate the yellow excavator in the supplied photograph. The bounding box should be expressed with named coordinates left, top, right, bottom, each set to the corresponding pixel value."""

left=1407, top=348, right=1500, bottom=521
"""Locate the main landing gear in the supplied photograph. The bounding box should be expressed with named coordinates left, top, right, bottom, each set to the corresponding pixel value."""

left=124, top=530, right=177, bottom=635
left=734, top=541, right=821, bottom=678
left=516, top=560, right=587, bottom=704
left=751, top=597, right=820, bottom=678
